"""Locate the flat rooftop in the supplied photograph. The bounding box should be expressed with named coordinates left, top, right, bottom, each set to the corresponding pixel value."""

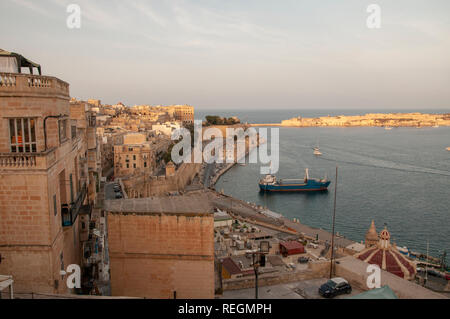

left=105, top=193, right=213, bottom=215
left=214, top=210, right=232, bottom=221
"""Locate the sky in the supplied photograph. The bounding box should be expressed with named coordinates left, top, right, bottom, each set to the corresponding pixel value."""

left=1, top=0, right=450, bottom=110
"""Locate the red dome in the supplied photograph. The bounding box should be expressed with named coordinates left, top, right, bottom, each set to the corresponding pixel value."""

left=356, top=247, right=415, bottom=279
left=355, top=225, right=416, bottom=280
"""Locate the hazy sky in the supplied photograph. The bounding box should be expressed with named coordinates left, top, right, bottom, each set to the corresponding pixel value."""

left=1, top=0, right=450, bottom=110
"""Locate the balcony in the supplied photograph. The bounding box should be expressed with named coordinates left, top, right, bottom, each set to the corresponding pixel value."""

left=88, top=115, right=96, bottom=128
left=0, top=148, right=57, bottom=170
left=0, top=72, right=69, bottom=99
left=62, top=182, right=91, bottom=227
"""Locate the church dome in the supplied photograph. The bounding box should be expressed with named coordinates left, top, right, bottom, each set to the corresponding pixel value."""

left=355, top=225, right=416, bottom=280
left=379, top=227, right=390, bottom=241
left=365, top=220, right=378, bottom=241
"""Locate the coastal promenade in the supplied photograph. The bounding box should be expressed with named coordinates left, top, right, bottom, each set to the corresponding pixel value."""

left=209, top=190, right=353, bottom=247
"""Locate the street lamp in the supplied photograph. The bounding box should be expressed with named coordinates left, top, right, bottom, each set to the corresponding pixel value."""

left=329, top=166, right=338, bottom=279
left=252, top=241, right=270, bottom=299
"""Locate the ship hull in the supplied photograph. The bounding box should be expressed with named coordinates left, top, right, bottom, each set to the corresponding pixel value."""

left=259, top=180, right=330, bottom=192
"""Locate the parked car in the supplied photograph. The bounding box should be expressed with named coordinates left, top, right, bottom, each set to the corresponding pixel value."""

left=427, top=269, right=440, bottom=277
left=298, top=257, right=309, bottom=264
left=319, top=277, right=352, bottom=298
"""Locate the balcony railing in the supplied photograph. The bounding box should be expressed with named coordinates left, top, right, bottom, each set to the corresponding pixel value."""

left=0, top=148, right=56, bottom=170
left=0, top=72, right=69, bottom=98
left=62, top=182, right=90, bottom=227
left=0, top=153, right=37, bottom=167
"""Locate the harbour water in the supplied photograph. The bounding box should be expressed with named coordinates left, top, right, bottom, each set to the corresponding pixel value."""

left=198, top=109, right=450, bottom=262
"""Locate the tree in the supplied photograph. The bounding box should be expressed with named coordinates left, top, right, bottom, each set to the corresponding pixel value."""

left=205, top=115, right=223, bottom=125
left=163, top=143, right=175, bottom=163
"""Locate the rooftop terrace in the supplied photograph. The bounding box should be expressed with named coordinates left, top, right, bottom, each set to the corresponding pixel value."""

left=0, top=72, right=69, bottom=99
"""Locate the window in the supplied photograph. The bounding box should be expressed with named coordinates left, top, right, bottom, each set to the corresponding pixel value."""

left=59, top=119, right=67, bottom=143
left=144, top=162, right=147, bottom=168
left=53, top=195, right=57, bottom=216
left=133, top=155, right=136, bottom=160
left=71, top=125, right=77, bottom=139
left=69, top=174, right=74, bottom=203
left=133, top=163, right=136, bottom=168
left=9, top=118, right=37, bottom=153
left=60, top=252, right=64, bottom=275
left=126, top=163, right=129, bottom=168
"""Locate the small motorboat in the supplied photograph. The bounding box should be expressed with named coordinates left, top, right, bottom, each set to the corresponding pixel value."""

left=313, top=147, right=322, bottom=156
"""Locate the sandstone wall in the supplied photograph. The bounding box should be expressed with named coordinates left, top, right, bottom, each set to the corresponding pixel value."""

left=124, top=162, right=202, bottom=197
left=107, top=213, right=214, bottom=298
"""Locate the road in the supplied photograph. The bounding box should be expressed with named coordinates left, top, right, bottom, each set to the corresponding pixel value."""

left=105, top=182, right=124, bottom=200
left=211, top=194, right=284, bottom=227
left=221, top=278, right=364, bottom=299
left=210, top=191, right=354, bottom=247
left=203, top=163, right=215, bottom=188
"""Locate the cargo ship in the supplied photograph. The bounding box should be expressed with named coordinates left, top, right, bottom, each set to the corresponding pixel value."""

left=259, top=168, right=331, bottom=192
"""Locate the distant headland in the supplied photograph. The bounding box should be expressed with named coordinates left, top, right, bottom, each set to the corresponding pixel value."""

left=249, top=112, right=450, bottom=128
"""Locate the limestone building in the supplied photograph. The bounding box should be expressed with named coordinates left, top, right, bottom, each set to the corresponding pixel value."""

left=0, top=51, right=100, bottom=294
left=113, top=133, right=170, bottom=178
left=87, top=99, right=101, bottom=108
left=173, top=105, right=194, bottom=125
left=104, top=194, right=215, bottom=298
left=114, top=133, right=153, bottom=178
left=152, top=121, right=181, bottom=137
